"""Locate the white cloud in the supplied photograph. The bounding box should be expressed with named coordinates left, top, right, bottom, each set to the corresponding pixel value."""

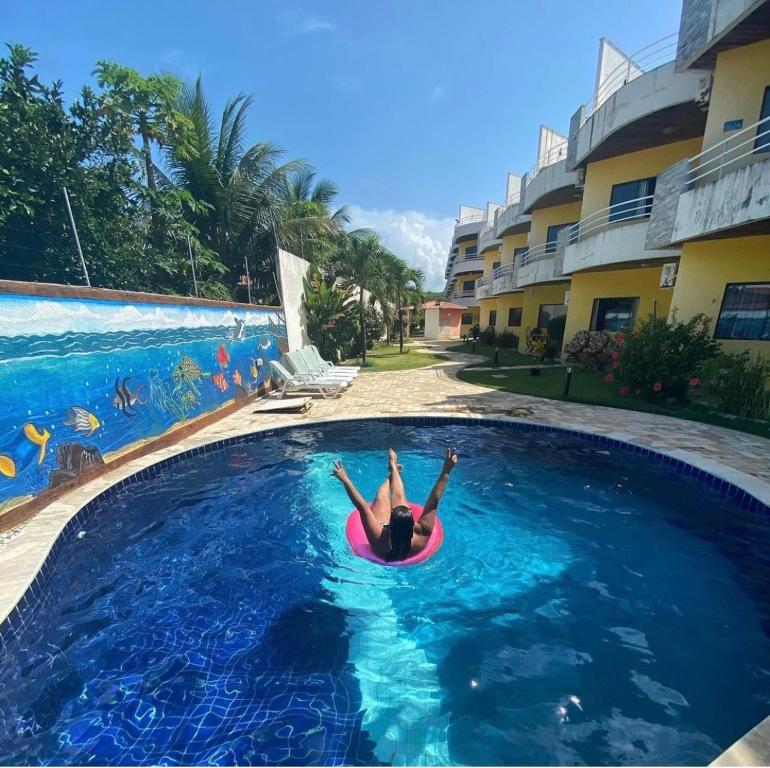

left=347, top=205, right=454, bottom=291
left=280, top=12, right=336, bottom=35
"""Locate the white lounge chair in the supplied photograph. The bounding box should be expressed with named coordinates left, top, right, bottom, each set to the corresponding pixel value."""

left=283, top=350, right=354, bottom=384
left=307, top=345, right=360, bottom=375
left=270, top=360, right=344, bottom=399
left=295, top=348, right=358, bottom=379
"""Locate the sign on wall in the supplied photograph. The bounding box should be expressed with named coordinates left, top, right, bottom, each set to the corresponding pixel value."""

left=660, top=263, right=678, bottom=288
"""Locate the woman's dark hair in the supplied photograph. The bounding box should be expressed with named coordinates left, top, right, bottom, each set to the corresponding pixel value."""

left=386, top=505, right=414, bottom=562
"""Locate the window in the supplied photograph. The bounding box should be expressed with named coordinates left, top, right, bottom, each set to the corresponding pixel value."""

left=609, top=178, right=656, bottom=222
left=492, top=261, right=501, bottom=271
left=462, top=279, right=475, bottom=292
left=508, top=307, right=522, bottom=326
left=464, top=246, right=478, bottom=258
left=715, top=283, right=770, bottom=340
left=755, top=86, right=770, bottom=153
left=489, top=310, right=497, bottom=327
left=461, top=312, right=473, bottom=325
left=590, top=297, right=639, bottom=332
left=537, top=303, right=567, bottom=329
left=545, top=223, right=577, bottom=253
left=513, top=247, right=528, bottom=263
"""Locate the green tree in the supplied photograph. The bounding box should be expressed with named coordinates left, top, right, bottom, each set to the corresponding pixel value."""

left=302, top=265, right=351, bottom=360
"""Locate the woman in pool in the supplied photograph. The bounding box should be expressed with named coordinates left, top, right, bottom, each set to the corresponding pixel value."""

left=332, top=447, right=457, bottom=562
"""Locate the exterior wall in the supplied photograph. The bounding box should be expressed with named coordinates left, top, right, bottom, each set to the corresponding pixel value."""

left=700, top=39, right=770, bottom=155
left=581, top=139, right=703, bottom=219
left=0, top=283, right=286, bottom=513
left=483, top=251, right=501, bottom=277
left=670, top=235, right=770, bottom=357
left=522, top=160, right=580, bottom=214
left=424, top=307, right=462, bottom=340
left=501, top=232, right=529, bottom=266
left=519, top=283, right=571, bottom=352
left=479, top=298, right=498, bottom=329
left=530, top=201, right=583, bottom=246
left=563, top=266, right=675, bottom=347
left=494, top=293, right=525, bottom=336
left=276, top=248, right=309, bottom=351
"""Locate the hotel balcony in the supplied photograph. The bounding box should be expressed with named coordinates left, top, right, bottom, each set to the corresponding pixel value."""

left=566, top=36, right=707, bottom=170
left=475, top=276, right=493, bottom=301
left=494, top=198, right=531, bottom=239
left=447, top=289, right=478, bottom=308
left=521, top=156, right=581, bottom=214
left=646, top=115, right=770, bottom=247
left=515, top=242, right=566, bottom=288
left=491, top=262, right=519, bottom=295
left=562, top=196, right=681, bottom=275
left=452, top=212, right=485, bottom=242
left=478, top=222, right=502, bottom=254
left=449, top=254, right=485, bottom=278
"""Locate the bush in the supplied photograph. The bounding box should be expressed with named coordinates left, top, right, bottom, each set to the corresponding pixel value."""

left=616, top=314, right=720, bottom=400
left=694, top=352, right=770, bottom=419
left=497, top=329, right=519, bottom=349
left=480, top=326, right=496, bottom=346
left=547, top=314, right=567, bottom=346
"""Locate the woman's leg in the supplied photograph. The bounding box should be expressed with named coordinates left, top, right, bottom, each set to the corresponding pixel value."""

left=388, top=449, right=408, bottom=508
left=370, top=477, right=391, bottom=525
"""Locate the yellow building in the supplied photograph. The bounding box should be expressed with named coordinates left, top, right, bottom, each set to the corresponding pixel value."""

left=643, top=4, right=770, bottom=358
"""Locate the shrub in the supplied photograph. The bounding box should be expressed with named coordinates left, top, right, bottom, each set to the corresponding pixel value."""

left=497, top=329, right=519, bottom=349
left=547, top=314, right=567, bottom=346
left=480, top=326, right=496, bottom=346
left=695, top=351, right=770, bottom=420
left=616, top=314, right=720, bottom=400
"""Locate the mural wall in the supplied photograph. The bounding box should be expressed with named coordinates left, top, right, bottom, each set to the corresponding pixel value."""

left=0, top=288, right=286, bottom=513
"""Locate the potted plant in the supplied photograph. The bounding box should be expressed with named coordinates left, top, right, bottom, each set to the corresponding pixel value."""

left=529, top=338, right=546, bottom=375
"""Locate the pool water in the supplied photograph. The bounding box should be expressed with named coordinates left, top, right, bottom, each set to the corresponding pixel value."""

left=1, top=421, right=769, bottom=766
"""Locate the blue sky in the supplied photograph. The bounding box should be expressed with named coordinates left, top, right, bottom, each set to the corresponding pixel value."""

left=1, top=1, right=682, bottom=288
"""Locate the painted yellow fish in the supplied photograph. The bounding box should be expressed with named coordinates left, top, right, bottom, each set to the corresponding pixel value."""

left=233, top=369, right=242, bottom=387
left=0, top=424, right=50, bottom=479
left=64, top=406, right=100, bottom=437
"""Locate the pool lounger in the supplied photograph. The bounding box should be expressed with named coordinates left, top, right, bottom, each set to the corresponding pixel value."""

left=253, top=396, right=312, bottom=414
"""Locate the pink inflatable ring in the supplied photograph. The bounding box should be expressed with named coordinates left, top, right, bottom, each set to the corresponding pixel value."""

left=345, top=502, right=444, bottom=566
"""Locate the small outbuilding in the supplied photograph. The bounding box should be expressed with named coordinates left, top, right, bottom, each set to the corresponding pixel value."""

left=422, top=300, right=466, bottom=340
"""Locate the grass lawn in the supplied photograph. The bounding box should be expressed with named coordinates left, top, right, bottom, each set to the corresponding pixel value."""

left=458, top=364, right=770, bottom=439
left=446, top=341, right=555, bottom=368
left=345, top=343, right=447, bottom=372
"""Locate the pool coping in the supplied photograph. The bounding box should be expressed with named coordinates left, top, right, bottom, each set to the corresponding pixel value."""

left=1, top=412, right=769, bottom=767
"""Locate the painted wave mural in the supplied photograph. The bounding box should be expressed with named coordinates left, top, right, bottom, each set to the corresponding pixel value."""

left=0, top=292, right=286, bottom=512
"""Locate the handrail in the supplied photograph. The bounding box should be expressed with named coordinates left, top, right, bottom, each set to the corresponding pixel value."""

left=452, top=289, right=476, bottom=299
left=476, top=276, right=492, bottom=286
left=584, top=33, right=678, bottom=118
left=525, top=142, right=568, bottom=186
left=688, top=114, right=770, bottom=184
left=503, top=191, right=521, bottom=207
left=493, top=263, right=515, bottom=279
left=568, top=194, right=654, bottom=243
left=519, top=242, right=556, bottom=267
left=454, top=253, right=483, bottom=263
left=456, top=213, right=485, bottom=226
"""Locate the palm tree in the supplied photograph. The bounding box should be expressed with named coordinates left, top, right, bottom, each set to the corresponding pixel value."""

left=164, top=77, right=304, bottom=301
left=335, top=232, right=388, bottom=365
left=376, top=253, right=425, bottom=351
left=277, top=169, right=350, bottom=260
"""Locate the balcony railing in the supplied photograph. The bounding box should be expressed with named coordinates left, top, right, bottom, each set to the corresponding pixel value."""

left=456, top=213, right=485, bottom=226
left=568, top=195, right=654, bottom=243
left=452, top=290, right=476, bottom=299
left=519, top=242, right=555, bottom=267
left=688, top=114, right=770, bottom=185
left=582, top=33, right=678, bottom=119
left=525, top=143, right=568, bottom=187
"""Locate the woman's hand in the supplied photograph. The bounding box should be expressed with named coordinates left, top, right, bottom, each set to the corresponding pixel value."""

left=443, top=447, right=458, bottom=474
left=331, top=459, right=349, bottom=482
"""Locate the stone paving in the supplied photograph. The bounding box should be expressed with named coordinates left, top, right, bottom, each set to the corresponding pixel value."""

left=0, top=340, right=769, bottom=764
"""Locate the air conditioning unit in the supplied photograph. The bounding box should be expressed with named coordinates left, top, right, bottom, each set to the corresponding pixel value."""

left=695, top=74, right=712, bottom=108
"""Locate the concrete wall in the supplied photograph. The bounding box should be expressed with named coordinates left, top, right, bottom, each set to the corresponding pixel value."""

left=501, top=232, right=529, bottom=266
left=562, top=266, right=675, bottom=348
left=700, top=39, right=770, bottom=155
left=670, top=235, right=770, bottom=357
left=522, top=160, right=580, bottom=214
left=529, top=201, right=583, bottom=246
left=276, top=248, right=310, bottom=352
left=494, top=293, right=525, bottom=335
left=0, top=282, right=286, bottom=514
left=593, top=38, right=645, bottom=111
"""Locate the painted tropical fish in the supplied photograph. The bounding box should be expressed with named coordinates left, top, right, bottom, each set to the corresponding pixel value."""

left=64, top=407, right=100, bottom=436
left=250, top=358, right=260, bottom=380
left=216, top=345, right=230, bottom=368
left=212, top=373, right=229, bottom=392
left=0, top=424, right=51, bottom=478
left=233, top=369, right=242, bottom=387
left=231, top=318, right=246, bottom=340
left=113, top=377, right=146, bottom=417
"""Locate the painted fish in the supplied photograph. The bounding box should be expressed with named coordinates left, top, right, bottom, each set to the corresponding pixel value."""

left=113, top=377, right=146, bottom=417
left=0, top=424, right=50, bottom=479
left=216, top=345, right=230, bottom=368
left=212, top=373, right=229, bottom=392
left=64, top=406, right=100, bottom=436
left=233, top=369, right=242, bottom=387
left=231, top=318, right=246, bottom=340
left=250, top=358, right=261, bottom=379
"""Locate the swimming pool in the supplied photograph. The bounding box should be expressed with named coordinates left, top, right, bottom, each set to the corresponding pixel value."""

left=0, top=417, right=768, bottom=766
